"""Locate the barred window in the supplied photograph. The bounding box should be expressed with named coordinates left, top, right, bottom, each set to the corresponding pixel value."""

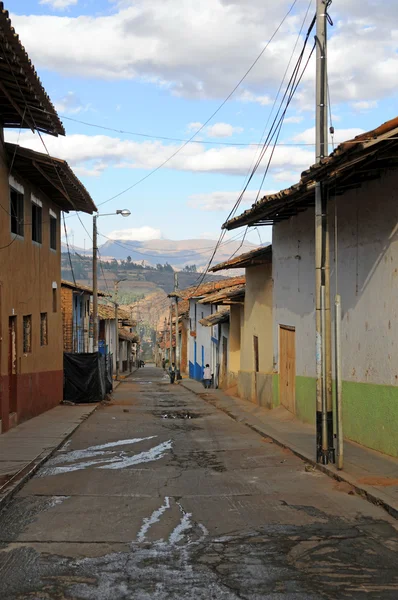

left=10, top=187, right=24, bottom=237
left=32, top=202, right=42, bottom=244
left=23, top=315, right=32, bottom=353
left=50, top=215, right=57, bottom=250
left=40, top=313, right=48, bottom=346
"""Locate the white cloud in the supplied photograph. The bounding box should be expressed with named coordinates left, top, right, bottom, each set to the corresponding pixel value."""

left=187, top=121, right=243, bottom=138
left=188, top=189, right=275, bottom=211
left=239, top=90, right=273, bottom=106
left=6, top=130, right=314, bottom=178
left=205, top=123, right=243, bottom=138
left=284, top=115, right=304, bottom=124
left=351, top=100, right=378, bottom=112
left=12, top=1, right=398, bottom=110
left=55, top=91, right=90, bottom=114
left=293, top=127, right=365, bottom=145
left=107, top=226, right=162, bottom=241
left=39, top=0, right=78, bottom=10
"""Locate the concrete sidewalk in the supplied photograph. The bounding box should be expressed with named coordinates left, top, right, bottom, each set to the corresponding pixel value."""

left=180, top=378, right=398, bottom=519
left=0, top=403, right=97, bottom=507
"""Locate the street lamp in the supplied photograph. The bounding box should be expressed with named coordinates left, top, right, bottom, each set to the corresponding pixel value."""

left=92, top=210, right=131, bottom=352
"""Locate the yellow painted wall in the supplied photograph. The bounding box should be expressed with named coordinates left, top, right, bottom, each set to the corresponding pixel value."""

left=240, top=263, right=273, bottom=373
left=229, top=304, right=241, bottom=378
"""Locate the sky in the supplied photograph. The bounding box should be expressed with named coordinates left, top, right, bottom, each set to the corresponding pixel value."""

left=7, top=0, right=398, bottom=249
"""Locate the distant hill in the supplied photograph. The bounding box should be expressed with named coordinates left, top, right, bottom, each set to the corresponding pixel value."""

left=96, top=237, right=259, bottom=269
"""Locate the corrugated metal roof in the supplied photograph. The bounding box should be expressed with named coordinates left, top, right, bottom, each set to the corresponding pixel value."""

left=0, top=4, right=64, bottom=135
left=210, top=245, right=272, bottom=272
left=199, top=308, right=230, bottom=327
left=224, top=116, right=398, bottom=230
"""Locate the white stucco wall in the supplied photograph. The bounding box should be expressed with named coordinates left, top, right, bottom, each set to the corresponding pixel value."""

left=273, top=167, right=398, bottom=386
left=188, top=299, right=213, bottom=376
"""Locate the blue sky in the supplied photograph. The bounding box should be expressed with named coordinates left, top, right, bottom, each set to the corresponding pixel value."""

left=8, top=0, right=398, bottom=249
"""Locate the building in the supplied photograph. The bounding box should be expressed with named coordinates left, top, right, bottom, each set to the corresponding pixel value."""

left=93, top=304, right=136, bottom=375
left=178, top=277, right=245, bottom=382
left=210, top=246, right=273, bottom=403
left=224, top=117, right=398, bottom=458
left=0, top=6, right=96, bottom=432
left=61, top=281, right=107, bottom=353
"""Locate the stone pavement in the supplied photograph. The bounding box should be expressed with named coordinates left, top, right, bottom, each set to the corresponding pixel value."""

left=180, top=378, right=398, bottom=519
left=0, top=403, right=97, bottom=507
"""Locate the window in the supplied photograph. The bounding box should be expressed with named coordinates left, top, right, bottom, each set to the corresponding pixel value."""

left=10, top=187, right=24, bottom=237
left=23, top=315, right=32, bottom=353
left=50, top=215, right=57, bottom=250
left=40, top=313, right=48, bottom=346
left=253, top=335, right=259, bottom=373
left=32, top=202, right=42, bottom=243
left=52, top=288, right=57, bottom=313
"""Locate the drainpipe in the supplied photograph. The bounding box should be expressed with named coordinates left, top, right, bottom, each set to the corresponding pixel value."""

left=335, top=294, right=343, bottom=469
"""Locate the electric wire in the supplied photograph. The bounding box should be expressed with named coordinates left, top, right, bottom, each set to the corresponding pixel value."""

left=95, top=0, right=300, bottom=208
left=192, top=5, right=316, bottom=288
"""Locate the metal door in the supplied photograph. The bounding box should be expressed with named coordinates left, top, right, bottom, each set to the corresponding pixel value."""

left=279, top=325, right=296, bottom=414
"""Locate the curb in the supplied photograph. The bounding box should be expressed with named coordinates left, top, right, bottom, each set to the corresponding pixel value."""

left=181, top=381, right=398, bottom=520
left=0, top=404, right=98, bottom=511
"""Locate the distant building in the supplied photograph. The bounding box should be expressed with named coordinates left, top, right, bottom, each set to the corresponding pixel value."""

left=61, top=281, right=107, bottom=353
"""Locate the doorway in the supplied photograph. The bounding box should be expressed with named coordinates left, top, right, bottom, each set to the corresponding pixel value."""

left=279, top=325, right=296, bottom=414
left=8, top=316, right=17, bottom=416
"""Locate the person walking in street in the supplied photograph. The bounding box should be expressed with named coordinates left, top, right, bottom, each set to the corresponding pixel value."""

left=162, top=358, right=166, bottom=370
left=169, top=362, right=176, bottom=384
left=203, top=364, right=212, bottom=389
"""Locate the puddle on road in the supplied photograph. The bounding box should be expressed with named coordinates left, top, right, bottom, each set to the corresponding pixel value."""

left=157, top=411, right=202, bottom=420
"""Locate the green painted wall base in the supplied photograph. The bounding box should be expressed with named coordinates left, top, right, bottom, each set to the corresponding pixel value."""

left=273, top=374, right=398, bottom=458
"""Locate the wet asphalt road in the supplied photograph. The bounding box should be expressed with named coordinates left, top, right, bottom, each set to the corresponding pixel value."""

left=0, top=366, right=397, bottom=599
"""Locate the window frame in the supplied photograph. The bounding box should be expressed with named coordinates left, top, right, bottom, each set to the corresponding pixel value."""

left=31, top=201, right=43, bottom=244
left=49, top=213, right=57, bottom=251
left=10, top=186, right=24, bottom=238
left=23, top=315, right=32, bottom=354
left=40, top=312, right=48, bottom=346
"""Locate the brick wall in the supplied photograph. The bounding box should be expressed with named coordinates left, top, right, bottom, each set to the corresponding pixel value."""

left=61, top=287, right=73, bottom=352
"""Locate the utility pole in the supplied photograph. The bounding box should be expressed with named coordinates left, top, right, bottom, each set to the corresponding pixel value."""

left=92, top=214, right=98, bottom=352
left=315, top=0, right=334, bottom=464
left=115, top=280, right=119, bottom=380
left=174, top=272, right=181, bottom=379
left=169, top=310, right=173, bottom=365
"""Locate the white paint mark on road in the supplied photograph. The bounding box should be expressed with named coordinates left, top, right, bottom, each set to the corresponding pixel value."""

left=39, top=437, right=172, bottom=477
left=99, top=440, right=173, bottom=470
left=137, top=497, right=171, bottom=542
left=47, top=496, right=70, bottom=508
left=168, top=511, right=193, bottom=545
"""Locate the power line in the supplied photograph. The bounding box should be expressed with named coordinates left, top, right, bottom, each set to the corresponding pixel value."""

left=95, top=0, right=300, bottom=207
left=192, top=3, right=316, bottom=289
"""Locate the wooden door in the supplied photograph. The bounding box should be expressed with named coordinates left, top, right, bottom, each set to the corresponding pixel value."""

left=279, top=325, right=296, bottom=414
left=8, top=316, right=17, bottom=415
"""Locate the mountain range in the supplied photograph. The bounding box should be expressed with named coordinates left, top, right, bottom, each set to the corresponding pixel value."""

left=65, top=237, right=264, bottom=270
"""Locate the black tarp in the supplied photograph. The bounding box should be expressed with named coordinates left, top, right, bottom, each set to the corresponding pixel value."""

left=64, top=352, right=110, bottom=403
left=105, top=354, right=113, bottom=394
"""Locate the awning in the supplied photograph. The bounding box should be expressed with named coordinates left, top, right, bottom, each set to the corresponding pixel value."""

left=6, top=143, right=96, bottom=214
left=199, top=308, right=230, bottom=327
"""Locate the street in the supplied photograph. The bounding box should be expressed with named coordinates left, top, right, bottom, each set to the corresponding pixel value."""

left=0, top=366, right=397, bottom=599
